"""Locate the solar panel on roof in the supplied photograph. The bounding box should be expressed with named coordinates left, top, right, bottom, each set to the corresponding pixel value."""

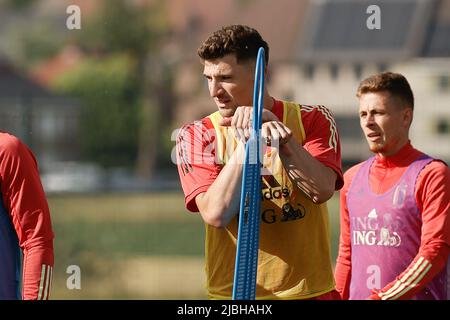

left=313, top=1, right=416, bottom=50
left=299, top=0, right=434, bottom=62
left=423, top=24, right=450, bottom=56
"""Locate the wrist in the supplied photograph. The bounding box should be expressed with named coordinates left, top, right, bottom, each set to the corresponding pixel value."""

left=368, top=289, right=382, bottom=300
left=279, top=137, right=295, bottom=156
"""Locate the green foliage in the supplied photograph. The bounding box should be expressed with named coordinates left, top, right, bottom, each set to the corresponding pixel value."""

left=52, top=55, right=140, bottom=167
left=5, top=0, right=36, bottom=9
left=2, top=4, right=65, bottom=68
left=4, top=0, right=173, bottom=173
left=49, top=192, right=205, bottom=299
left=54, top=219, right=205, bottom=259
left=159, top=125, right=178, bottom=168
left=19, top=24, right=63, bottom=67
left=76, top=0, right=154, bottom=58
left=60, top=0, right=173, bottom=174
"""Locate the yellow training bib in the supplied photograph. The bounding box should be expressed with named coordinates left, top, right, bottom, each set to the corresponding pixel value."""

left=205, top=101, right=335, bottom=299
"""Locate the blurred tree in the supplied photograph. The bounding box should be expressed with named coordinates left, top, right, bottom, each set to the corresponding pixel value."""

left=52, top=55, right=139, bottom=168
left=0, top=0, right=65, bottom=68
left=20, top=24, right=63, bottom=67
left=54, top=0, right=173, bottom=176
left=77, top=0, right=153, bottom=58
left=5, top=0, right=36, bottom=9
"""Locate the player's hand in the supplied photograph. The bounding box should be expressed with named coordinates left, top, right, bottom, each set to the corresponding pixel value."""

left=219, top=107, right=279, bottom=141
left=261, top=120, right=293, bottom=148
left=367, top=289, right=382, bottom=300
left=219, top=106, right=253, bottom=141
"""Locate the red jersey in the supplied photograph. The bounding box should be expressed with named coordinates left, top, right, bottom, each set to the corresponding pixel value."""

left=0, top=132, right=54, bottom=300
left=335, top=142, right=450, bottom=299
left=176, top=99, right=343, bottom=212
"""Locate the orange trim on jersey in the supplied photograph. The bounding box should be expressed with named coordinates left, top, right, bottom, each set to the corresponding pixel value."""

left=379, top=257, right=431, bottom=300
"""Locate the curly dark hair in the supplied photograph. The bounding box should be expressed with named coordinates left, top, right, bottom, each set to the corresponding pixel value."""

left=357, top=72, right=414, bottom=110
left=197, top=25, right=269, bottom=65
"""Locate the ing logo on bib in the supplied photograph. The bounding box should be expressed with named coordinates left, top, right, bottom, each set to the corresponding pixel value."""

left=352, top=208, right=402, bottom=247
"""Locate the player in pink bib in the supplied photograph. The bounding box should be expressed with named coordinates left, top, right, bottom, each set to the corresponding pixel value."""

left=335, top=72, right=449, bottom=300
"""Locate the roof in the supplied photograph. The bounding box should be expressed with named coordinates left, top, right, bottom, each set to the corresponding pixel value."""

left=0, top=57, right=52, bottom=98
left=421, top=0, right=450, bottom=57
left=164, top=0, right=450, bottom=64
left=298, top=0, right=435, bottom=63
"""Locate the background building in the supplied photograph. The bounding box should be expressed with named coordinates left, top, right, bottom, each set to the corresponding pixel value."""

left=167, top=0, right=450, bottom=168
left=0, top=54, right=81, bottom=168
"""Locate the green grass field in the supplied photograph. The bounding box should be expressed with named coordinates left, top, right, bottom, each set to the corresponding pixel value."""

left=48, top=192, right=340, bottom=299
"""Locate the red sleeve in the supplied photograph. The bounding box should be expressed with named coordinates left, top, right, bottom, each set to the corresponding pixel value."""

left=301, top=105, right=344, bottom=190
left=372, top=161, right=450, bottom=300
left=0, top=134, right=54, bottom=300
left=176, top=119, right=222, bottom=212
left=334, top=164, right=362, bottom=299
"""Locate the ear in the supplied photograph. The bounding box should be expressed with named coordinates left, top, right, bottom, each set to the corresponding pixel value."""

left=403, top=107, right=413, bottom=128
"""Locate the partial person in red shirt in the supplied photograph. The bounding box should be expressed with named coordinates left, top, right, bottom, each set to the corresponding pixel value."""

left=176, top=25, right=343, bottom=299
left=0, top=132, right=54, bottom=300
left=335, top=72, right=450, bottom=300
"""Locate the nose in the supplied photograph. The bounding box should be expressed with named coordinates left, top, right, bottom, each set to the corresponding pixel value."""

left=362, top=113, right=375, bottom=127
left=209, top=79, right=223, bottom=98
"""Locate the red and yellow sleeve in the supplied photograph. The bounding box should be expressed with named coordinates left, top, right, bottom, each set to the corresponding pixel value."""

left=371, top=161, right=450, bottom=300
left=176, top=119, right=222, bottom=212
left=0, top=134, right=54, bottom=300
left=301, top=105, right=344, bottom=190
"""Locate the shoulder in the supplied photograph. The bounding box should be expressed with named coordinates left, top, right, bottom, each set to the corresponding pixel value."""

left=299, top=104, right=338, bottom=134
left=0, top=132, right=37, bottom=177
left=414, top=158, right=450, bottom=213
left=343, top=162, right=365, bottom=187
left=340, top=162, right=367, bottom=201
left=418, top=159, right=450, bottom=184
left=0, top=131, right=28, bottom=157
left=300, top=104, right=339, bottom=149
left=300, top=104, right=337, bottom=124
left=178, top=117, right=214, bottom=134
left=176, top=117, right=214, bottom=141
left=423, top=159, right=449, bottom=172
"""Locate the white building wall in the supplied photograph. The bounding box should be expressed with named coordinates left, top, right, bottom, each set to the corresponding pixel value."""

left=270, top=59, right=450, bottom=164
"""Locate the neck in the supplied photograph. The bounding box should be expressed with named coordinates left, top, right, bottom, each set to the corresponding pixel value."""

left=377, top=138, right=410, bottom=159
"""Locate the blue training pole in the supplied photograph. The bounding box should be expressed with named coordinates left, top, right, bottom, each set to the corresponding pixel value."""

left=232, top=47, right=265, bottom=300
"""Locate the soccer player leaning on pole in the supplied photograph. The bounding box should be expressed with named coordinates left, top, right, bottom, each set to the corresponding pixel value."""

left=175, top=25, right=343, bottom=300
left=335, top=72, right=450, bottom=300
left=0, top=132, right=54, bottom=300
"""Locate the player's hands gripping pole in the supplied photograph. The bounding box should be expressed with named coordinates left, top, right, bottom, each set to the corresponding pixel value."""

left=232, top=47, right=265, bottom=300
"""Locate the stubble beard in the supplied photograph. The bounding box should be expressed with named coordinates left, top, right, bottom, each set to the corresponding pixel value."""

left=368, top=140, right=387, bottom=154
